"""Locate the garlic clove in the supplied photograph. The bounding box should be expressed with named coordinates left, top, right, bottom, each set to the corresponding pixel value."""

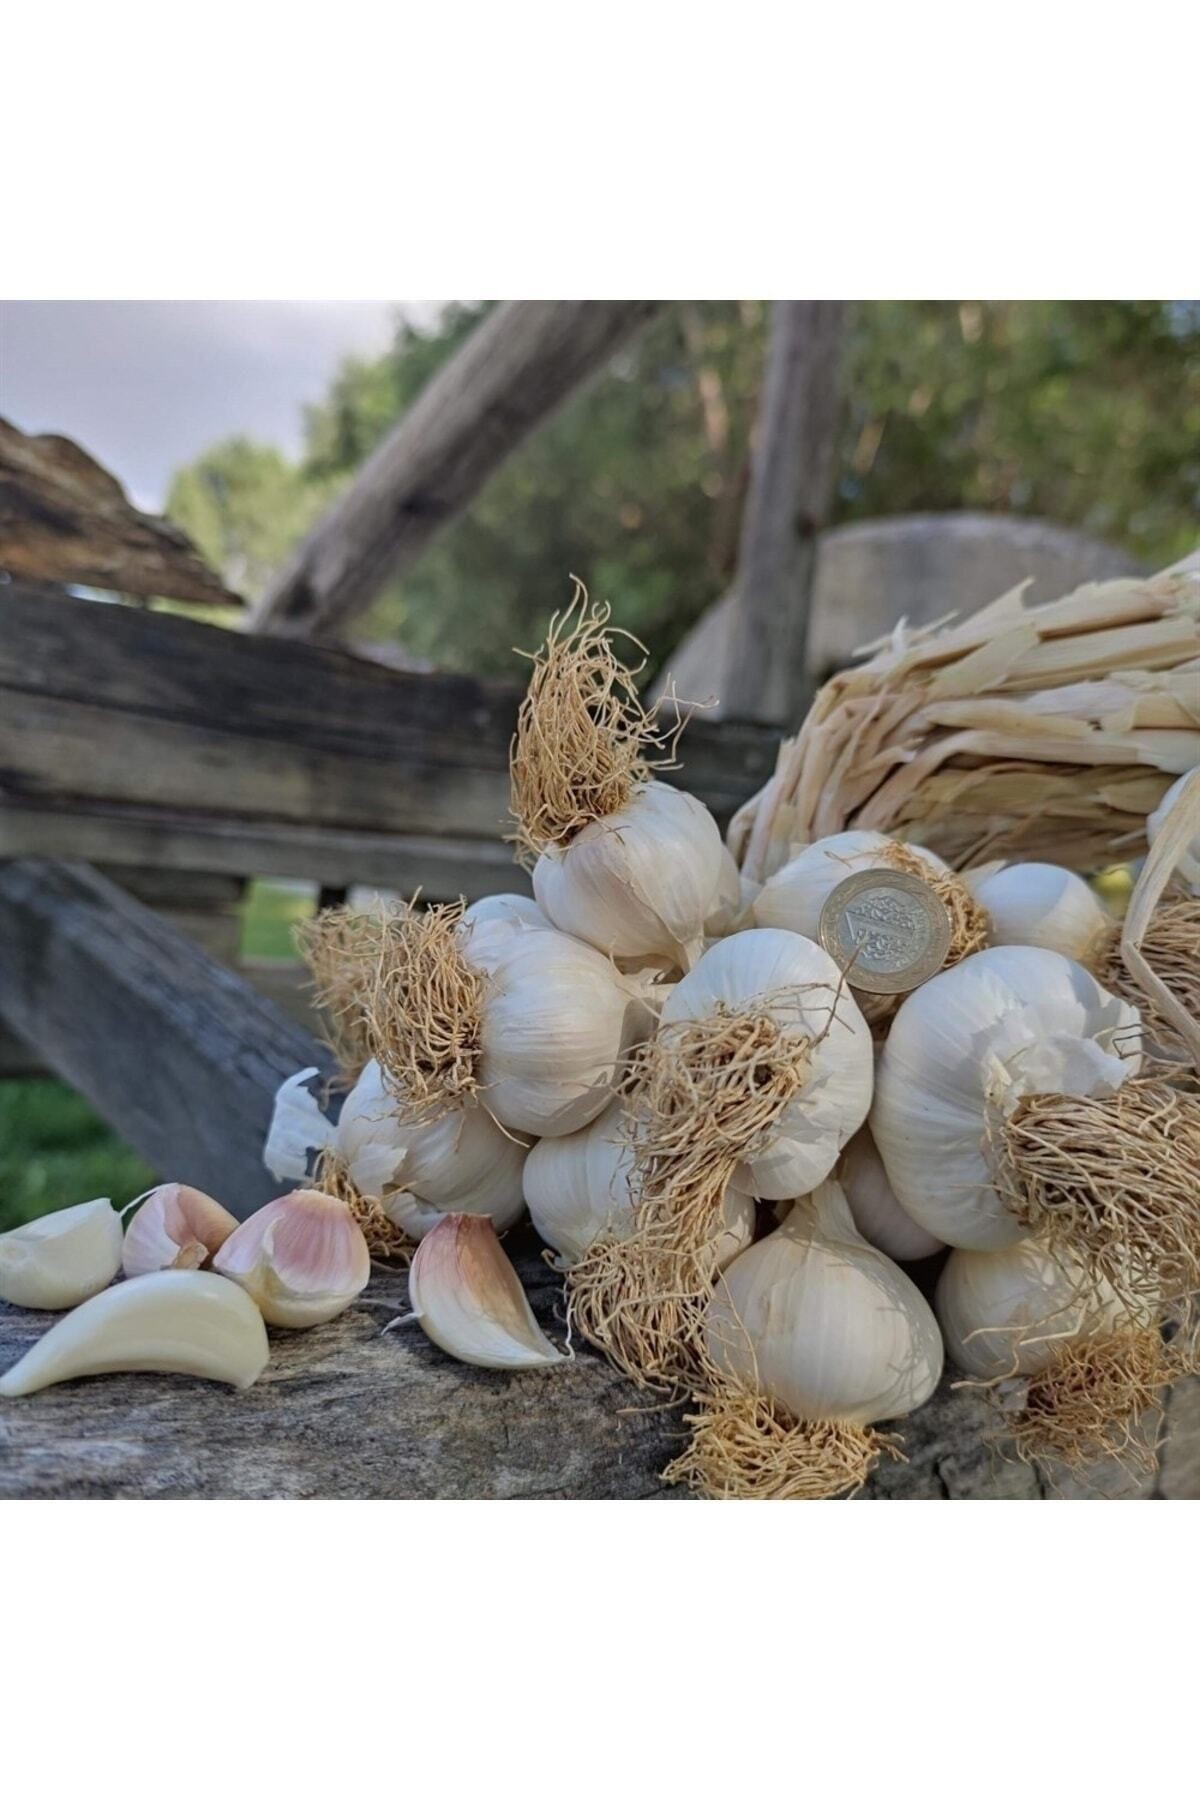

left=408, top=1214, right=568, bottom=1370
left=0, top=1198, right=123, bottom=1312
left=122, top=1183, right=239, bottom=1277
left=213, top=1188, right=370, bottom=1328
left=0, top=1269, right=269, bottom=1396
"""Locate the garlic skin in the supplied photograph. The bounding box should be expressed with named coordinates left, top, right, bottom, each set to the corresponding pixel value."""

left=871, top=946, right=1142, bottom=1251
left=0, top=1269, right=269, bottom=1397
left=0, top=1198, right=123, bottom=1311
left=1147, top=769, right=1200, bottom=892
left=462, top=893, right=548, bottom=929
left=532, top=780, right=726, bottom=971
left=660, top=929, right=874, bottom=1200
left=213, top=1189, right=370, bottom=1328
left=522, top=1098, right=756, bottom=1268
left=936, top=1239, right=1127, bottom=1380
left=408, top=1213, right=567, bottom=1370
left=703, top=845, right=753, bottom=940
left=752, top=829, right=947, bottom=939
left=264, top=1061, right=528, bottom=1238
left=122, top=1184, right=238, bottom=1277
left=704, top=1181, right=943, bottom=1424
left=839, top=1128, right=944, bottom=1263
left=462, top=913, right=652, bottom=1138
left=968, top=862, right=1111, bottom=961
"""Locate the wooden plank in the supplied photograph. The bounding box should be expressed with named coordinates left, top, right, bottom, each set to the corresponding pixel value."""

left=0, top=587, right=777, bottom=861
left=720, top=302, right=848, bottom=725
left=0, top=417, right=241, bottom=607
left=254, top=301, right=663, bottom=638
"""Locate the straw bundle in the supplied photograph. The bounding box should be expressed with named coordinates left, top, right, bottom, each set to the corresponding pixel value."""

left=729, top=562, right=1200, bottom=886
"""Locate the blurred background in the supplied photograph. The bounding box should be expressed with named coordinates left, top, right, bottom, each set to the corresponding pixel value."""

left=2, top=297, right=1198, bottom=1226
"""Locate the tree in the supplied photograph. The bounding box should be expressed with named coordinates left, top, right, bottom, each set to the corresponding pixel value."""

left=166, top=438, right=326, bottom=602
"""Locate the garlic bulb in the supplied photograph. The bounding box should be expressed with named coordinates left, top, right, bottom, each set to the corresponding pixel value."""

left=522, top=1098, right=756, bottom=1268
left=659, top=929, right=873, bottom=1200
left=871, top=946, right=1141, bottom=1250
left=408, top=1213, right=567, bottom=1370
left=968, top=862, right=1111, bottom=961
left=704, top=1181, right=943, bottom=1424
left=213, top=1188, right=370, bottom=1327
left=532, top=780, right=726, bottom=971
left=703, top=845, right=749, bottom=940
left=0, top=1198, right=122, bottom=1311
left=936, top=1238, right=1127, bottom=1381
left=462, top=893, right=548, bottom=929
left=1147, top=769, right=1200, bottom=892
left=122, top=1183, right=238, bottom=1277
left=265, top=1061, right=528, bottom=1238
left=0, top=1269, right=269, bottom=1397
left=839, top=1128, right=943, bottom=1263
left=461, top=912, right=652, bottom=1138
left=752, top=829, right=948, bottom=939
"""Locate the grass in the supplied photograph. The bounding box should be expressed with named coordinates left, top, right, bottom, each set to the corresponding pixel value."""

left=0, top=1080, right=157, bottom=1233
left=240, top=878, right=313, bottom=959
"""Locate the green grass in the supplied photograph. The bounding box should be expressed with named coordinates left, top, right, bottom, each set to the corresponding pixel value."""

left=240, top=879, right=313, bottom=960
left=0, top=1080, right=157, bottom=1233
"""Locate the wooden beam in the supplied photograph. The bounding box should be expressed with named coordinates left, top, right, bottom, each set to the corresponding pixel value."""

left=719, top=302, right=848, bottom=725
left=253, top=300, right=662, bottom=638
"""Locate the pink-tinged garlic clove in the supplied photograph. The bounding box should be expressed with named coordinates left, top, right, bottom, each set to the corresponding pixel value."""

left=407, top=1214, right=568, bottom=1370
left=212, top=1188, right=370, bottom=1328
left=122, top=1184, right=240, bottom=1278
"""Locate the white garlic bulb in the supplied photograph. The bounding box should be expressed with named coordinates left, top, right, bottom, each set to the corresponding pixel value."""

left=264, top=1061, right=528, bottom=1239
left=461, top=912, right=652, bottom=1138
left=408, top=1213, right=568, bottom=1370
left=522, top=1098, right=756, bottom=1268
left=213, top=1188, right=370, bottom=1327
left=461, top=893, right=548, bottom=929
left=0, top=1197, right=123, bottom=1311
left=871, top=946, right=1141, bottom=1251
left=1147, top=769, right=1200, bottom=892
left=659, top=929, right=873, bottom=1200
left=839, top=1128, right=944, bottom=1263
left=532, top=780, right=726, bottom=971
left=968, top=862, right=1111, bottom=960
left=704, top=1181, right=943, bottom=1424
left=752, top=829, right=947, bottom=939
left=703, top=845, right=753, bottom=940
left=122, top=1183, right=238, bottom=1277
left=936, top=1238, right=1128, bottom=1380
left=0, top=1269, right=269, bottom=1397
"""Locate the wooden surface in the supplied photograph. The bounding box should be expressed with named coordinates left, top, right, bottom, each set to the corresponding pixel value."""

left=0, top=417, right=241, bottom=607
left=254, top=301, right=663, bottom=638
left=0, top=585, right=775, bottom=895
left=719, top=302, right=847, bottom=725
left=1, top=859, right=1197, bottom=1496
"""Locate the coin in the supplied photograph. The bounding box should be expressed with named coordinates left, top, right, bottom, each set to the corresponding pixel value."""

left=818, top=868, right=953, bottom=995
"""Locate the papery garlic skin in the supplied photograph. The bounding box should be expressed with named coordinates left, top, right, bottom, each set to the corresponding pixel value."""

left=839, top=1128, right=944, bottom=1263
left=522, top=1099, right=755, bottom=1268
left=462, top=914, right=652, bottom=1138
left=968, top=862, right=1111, bottom=961
left=0, top=1198, right=122, bottom=1311
left=408, top=1213, right=567, bottom=1370
left=1147, top=770, right=1200, bottom=892
left=661, top=929, right=873, bottom=1200
left=213, top=1189, right=370, bottom=1328
left=752, top=830, right=947, bottom=940
left=871, top=947, right=1142, bottom=1251
left=936, top=1239, right=1128, bottom=1380
left=122, top=1184, right=238, bottom=1277
left=0, top=1269, right=269, bottom=1397
left=532, top=781, right=725, bottom=971
left=705, top=1181, right=943, bottom=1424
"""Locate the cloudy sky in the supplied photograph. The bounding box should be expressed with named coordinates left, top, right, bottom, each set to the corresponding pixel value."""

left=0, top=301, right=443, bottom=511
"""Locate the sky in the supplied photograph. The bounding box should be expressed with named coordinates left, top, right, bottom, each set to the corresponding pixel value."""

left=0, top=301, right=444, bottom=511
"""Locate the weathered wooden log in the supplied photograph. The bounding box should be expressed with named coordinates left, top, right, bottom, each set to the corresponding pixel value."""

left=254, top=301, right=663, bottom=639
left=0, top=417, right=241, bottom=607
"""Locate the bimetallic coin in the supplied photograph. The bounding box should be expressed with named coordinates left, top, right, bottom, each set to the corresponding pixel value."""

left=818, top=869, right=952, bottom=996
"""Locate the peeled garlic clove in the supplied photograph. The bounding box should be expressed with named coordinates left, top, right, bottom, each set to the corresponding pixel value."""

left=408, top=1213, right=567, bottom=1369
left=122, top=1183, right=239, bottom=1277
left=0, top=1269, right=269, bottom=1396
left=213, top=1188, right=370, bottom=1328
left=0, top=1198, right=123, bottom=1311
left=969, top=862, right=1111, bottom=961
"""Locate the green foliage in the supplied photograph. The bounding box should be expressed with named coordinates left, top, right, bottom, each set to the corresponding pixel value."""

left=240, top=879, right=313, bottom=961
left=0, top=1081, right=156, bottom=1233
left=165, top=301, right=1200, bottom=674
